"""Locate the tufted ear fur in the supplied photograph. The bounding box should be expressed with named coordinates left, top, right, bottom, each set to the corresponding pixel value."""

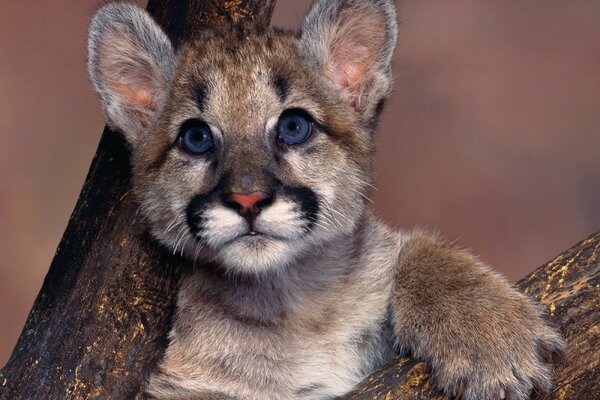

left=87, top=3, right=175, bottom=146
left=300, top=0, right=397, bottom=123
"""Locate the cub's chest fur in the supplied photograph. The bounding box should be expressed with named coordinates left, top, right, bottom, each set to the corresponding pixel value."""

left=155, top=217, right=399, bottom=399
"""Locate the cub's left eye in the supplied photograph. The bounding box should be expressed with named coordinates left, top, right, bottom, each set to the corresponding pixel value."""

left=178, top=119, right=214, bottom=155
left=277, top=110, right=314, bottom=145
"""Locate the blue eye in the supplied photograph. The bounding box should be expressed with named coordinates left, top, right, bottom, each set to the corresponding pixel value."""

left=179, top=120, right=214, bottom=155
left=277, top=110, right=313, bottom=145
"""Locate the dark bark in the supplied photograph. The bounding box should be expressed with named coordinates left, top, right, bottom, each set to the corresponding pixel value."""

left=1, top=1, right=598, bottom=399
left=342, top=232, right=600, bottom=400
left=147, top=0, right=276, bottom=48
left=0, top=1, right=275, bottom=399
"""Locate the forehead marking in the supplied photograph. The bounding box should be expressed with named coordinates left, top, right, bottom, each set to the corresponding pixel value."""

left=273, top=74, right=289, bottom=103
left=195, top=83, right=207, bottom=113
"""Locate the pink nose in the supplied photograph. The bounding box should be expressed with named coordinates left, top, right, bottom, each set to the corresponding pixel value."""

left=224, top=191, right=272, bottom=217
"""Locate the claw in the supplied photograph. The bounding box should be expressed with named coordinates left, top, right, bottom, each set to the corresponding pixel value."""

left=499, top=388, right=506, bottom=399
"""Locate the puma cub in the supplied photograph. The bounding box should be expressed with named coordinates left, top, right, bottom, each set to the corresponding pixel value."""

left=87, top=1, right=565, bottom=399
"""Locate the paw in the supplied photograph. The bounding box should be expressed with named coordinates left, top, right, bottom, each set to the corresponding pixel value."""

left=393, top=231, right=567, bottom=399
left=427, top=299, right=566, bottom=400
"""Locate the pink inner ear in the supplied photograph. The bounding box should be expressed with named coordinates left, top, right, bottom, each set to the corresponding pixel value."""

left=116, top=85, right=156, bottom=111
left=99, top=30, right=158, bottom=126
left=114, top=84, right=157, bottom=128
left=331, top=44, right=371, bottom=94
left=325, top=10, right=387, bottom=108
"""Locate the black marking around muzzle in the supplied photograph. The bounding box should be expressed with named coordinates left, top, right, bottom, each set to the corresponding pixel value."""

left=186, top=193, right=212, bottom=238
left=186, top=181, right=320, bottom=238
left=283, top=186, right=320, bottom=232
left=186, top=176, right=229, bottom=237
left=273, top=74, right=289, bottom=103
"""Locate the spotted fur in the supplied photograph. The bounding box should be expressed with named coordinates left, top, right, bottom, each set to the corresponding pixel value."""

left=87, top=1, right=565, bottom=399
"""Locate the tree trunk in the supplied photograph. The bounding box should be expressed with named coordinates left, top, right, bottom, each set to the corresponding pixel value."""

left=0, top=1, right=275, bottom=399
left=1, top=1, right=598, bottom=399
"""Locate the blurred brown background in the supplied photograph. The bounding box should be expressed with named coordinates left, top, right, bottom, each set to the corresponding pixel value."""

left=1, top=0, right=598, bottom=366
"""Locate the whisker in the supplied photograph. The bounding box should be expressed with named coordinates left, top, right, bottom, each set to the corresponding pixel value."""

left=354, top=177, right=379, bottom=192
left=165, top=216, right=184, bottom=234
left=312, top=221, right=333, bottom=235
left=320, top=198, right=345, bottom=229
left=319, top=214, right=338, bottom=229
left=305, top=226, right=325, bottom=252
left=356, top=191, right=374, bottom=205
left=180, top=234, right=192, bottom=257
left=173, top=225, right=188, bottom=256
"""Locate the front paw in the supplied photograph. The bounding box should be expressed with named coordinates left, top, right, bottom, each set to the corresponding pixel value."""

left=427, top=299, right=565, bottom=400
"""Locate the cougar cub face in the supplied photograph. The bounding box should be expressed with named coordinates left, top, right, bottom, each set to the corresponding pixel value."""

left=88, top=1, right=397, bottom=274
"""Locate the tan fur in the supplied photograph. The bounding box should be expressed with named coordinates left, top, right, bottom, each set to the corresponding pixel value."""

left=87, top=2, right=565, bottom=399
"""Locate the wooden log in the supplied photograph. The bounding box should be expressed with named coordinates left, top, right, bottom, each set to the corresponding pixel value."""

left=341, top=232, right=600, bottom=400
left=0, top=1, right=275, bottom=399
left=516, top=232, right=599, bottom=400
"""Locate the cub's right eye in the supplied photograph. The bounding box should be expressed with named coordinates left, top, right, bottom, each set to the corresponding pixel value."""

left=178, top=119, right=214, bottom=155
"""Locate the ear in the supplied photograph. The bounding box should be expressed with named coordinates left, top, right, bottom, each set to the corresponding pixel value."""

left=300, top=0, right=397, bottom=122
left=87, top=3, right=175, bottom=146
